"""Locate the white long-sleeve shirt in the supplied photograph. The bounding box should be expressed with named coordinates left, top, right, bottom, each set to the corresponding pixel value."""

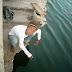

left=9, top=25, right=41, bottom=57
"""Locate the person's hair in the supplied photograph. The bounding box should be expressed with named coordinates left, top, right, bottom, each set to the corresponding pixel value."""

left=28, top=24, right=38, bottom=29
left=28, top=21, right=42, bottom=29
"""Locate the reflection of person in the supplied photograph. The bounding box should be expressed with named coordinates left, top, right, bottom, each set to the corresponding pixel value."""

left=8, top=24, right=41, bottom=60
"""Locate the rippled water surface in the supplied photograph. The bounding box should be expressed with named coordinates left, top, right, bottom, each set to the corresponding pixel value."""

left=13, top=0, right=72, bottom=72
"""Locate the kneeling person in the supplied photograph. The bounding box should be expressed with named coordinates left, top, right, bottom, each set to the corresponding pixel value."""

left=8, top=24, right=41, bottom=60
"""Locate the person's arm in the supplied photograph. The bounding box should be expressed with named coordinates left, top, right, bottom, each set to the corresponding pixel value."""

left=19, top=40, right=32, bottom=57
left=34, top=29, right=41, bottom=45
left=18, top=36, right=33, bottom=59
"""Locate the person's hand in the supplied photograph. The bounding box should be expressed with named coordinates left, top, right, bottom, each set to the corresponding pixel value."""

left=24, top=41, right=29, bottom=45
left=34, top=40, right=39, bottom=45
left=29, top=56, right=33, bottom=60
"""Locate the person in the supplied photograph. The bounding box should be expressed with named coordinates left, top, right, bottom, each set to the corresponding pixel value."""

left=8, top=23, right=41, bottom=60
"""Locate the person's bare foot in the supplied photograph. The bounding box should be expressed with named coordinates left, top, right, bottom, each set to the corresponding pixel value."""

left=11, top=48, right=15, bottom=53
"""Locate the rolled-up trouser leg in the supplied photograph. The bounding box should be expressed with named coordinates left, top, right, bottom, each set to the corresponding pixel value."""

left=8, top=35, right=18, bottom=48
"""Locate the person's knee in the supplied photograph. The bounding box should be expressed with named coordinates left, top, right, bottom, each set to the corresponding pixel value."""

left=11, top=38, right=18, bottom=47
left=8, top=35, right=18, bottom=48
left=13, top=38, right=18, bottom=44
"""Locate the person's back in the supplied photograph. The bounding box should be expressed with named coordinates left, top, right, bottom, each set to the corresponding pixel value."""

left=9, top=25, right=27, bottom=38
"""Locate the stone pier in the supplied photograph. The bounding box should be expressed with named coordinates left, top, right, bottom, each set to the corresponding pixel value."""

left=3, top=0, right=47, bottom=72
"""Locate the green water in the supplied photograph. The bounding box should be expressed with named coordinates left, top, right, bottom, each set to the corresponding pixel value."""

left=13, top=0, right=72, bottom=72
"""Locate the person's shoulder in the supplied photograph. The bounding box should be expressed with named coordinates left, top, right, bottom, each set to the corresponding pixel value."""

left=37, top=29, right=41, bottom=31
left=13, top=25, right=27, bottom=28
left=20, top=25, right=26, bottom=26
